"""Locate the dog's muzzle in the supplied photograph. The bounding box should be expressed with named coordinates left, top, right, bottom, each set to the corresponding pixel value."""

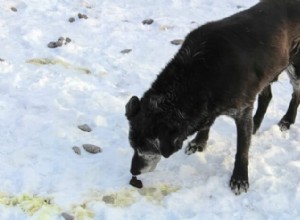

left=130, top=150, right=161, bottom=175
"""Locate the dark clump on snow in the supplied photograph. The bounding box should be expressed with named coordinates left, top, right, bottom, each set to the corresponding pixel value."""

left=142, top=19, right=154, bottom=25
left=47, top=42, right=58, bottom=48
left=65, top=37, right=72, bottom=44
left=11, top=7, right=18, bottom=12
left=47, top=37, right=72, bottom=48
left=170, top=39, right=184, bottom=45
left=68, top=17, right=75, bottom=23
left=130, top=176, right=143, bottom=188
left=121, top=49, right=132, bottom=54
left=78, top=13, right=88, bottom=19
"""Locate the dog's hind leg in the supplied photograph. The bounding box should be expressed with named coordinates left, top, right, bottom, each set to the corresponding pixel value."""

left=253, top=84, right=273, bottom=134
left=278, top=64, right=300, bottom=131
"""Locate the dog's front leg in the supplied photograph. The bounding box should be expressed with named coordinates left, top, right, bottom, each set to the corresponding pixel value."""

left=185, top=128, right=210, bottom=155
left=230, top=107, right=253, bottom=195
left=185, top=118, right=216, bottom=155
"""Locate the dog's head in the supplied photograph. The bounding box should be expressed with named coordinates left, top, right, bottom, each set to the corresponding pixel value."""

left=126, top=95, right=187, bottom=176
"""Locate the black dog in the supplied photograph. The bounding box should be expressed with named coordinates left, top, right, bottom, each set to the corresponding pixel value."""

left=126, top=0, right=300, bottom=194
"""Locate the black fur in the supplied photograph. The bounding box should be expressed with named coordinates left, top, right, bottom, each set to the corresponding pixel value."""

left=126, top=0, right=300, bottom=194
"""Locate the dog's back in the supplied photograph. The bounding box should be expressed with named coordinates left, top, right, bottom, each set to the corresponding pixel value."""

left=160, top=0, right=300, bottom=112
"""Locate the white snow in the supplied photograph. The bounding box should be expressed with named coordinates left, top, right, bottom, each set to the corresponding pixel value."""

left=0, top=0, right=300, bottom=219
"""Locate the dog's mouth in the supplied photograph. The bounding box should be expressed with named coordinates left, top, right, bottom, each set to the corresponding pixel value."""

left=130, top=151, right=161, bottom=176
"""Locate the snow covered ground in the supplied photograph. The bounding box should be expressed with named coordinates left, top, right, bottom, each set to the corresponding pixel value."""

left=0, top=0, right=300, bottom=219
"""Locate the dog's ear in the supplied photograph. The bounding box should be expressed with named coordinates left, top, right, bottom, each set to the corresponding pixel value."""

left=125, top=96, right=141, bottom=119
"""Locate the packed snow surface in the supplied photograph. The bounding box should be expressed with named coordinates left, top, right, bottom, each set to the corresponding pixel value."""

left=0, top=0, right=300, bottom=219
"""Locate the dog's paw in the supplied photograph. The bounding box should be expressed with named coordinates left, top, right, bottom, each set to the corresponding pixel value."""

left=229, top=178, right=249, bottom=195
left=184, top=141, right=206, bottom=155
left=185, top=143, right=197, bottom=155
left=278, top=119, right=291, bottom=131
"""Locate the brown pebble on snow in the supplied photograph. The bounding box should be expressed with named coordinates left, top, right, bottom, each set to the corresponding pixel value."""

left=121, top=49, right=132, bottom=54
left=170, top=39, right=184, bottom=46
left=65, top=37, right=72, bottom=44
left=72, top=146, right=81, bottom=155
left=61, top=212, right=74, bottom=220
left=83, top=144, right=102, bottom=154
left=69, top=17, right=75, bottom=23
left=11, top=7, right=17, bottom=12
left=78, top=13, right=88, bottom=19
left=78, top=124, right=92, bottom=132
left=47, top=41, right=58, bottom=48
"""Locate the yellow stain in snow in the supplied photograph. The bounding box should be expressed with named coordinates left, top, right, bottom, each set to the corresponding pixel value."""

left=0, top=184, right=180, bottom=218
left=26, top=58, right=91, bottom=74
left=100, top=184, right=180, bottom=207
left=0, top=193, right=94, bottom=220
